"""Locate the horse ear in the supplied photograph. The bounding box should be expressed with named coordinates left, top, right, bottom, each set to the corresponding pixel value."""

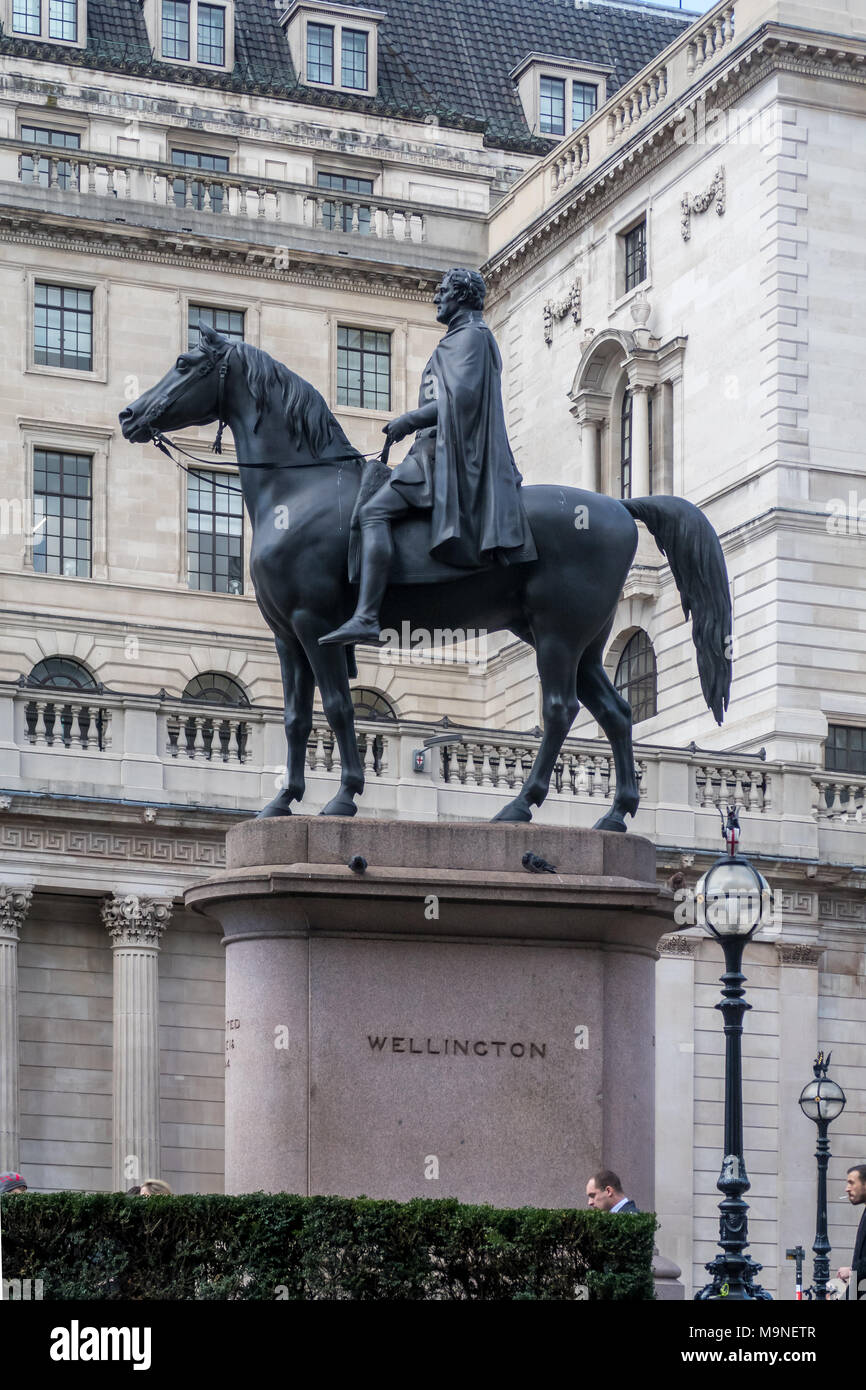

left=198, top=321, right=226, bottom=349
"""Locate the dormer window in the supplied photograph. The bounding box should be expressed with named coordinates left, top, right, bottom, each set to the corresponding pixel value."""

left=511, top=53, right=611, bottom=140
left=6, top=0, right=86, bottom=47
left=282, top=1, right=382, bottom=98
left=143, top=0, right=234, bottom=71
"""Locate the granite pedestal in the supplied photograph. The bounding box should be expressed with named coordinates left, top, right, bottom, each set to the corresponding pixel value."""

left=186, top=818, right=674, bottom=1210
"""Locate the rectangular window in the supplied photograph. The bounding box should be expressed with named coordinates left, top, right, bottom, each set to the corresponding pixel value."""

left=162, top=0, right=191, bottom=60
left=20, top=126, right=81, bottom=190
left=307, top=22, right=334, bottom=84
left=12, top=0, right=41, bottom=34
left=825, top=725, right=866, bottom=775
left=187, top=469, right=244, bottom=595
left=539, top=77, right=566, bottom=137
left=32, top=449, right=91, bottom=578
left=34, top=283, right=93, bottom=371
left=337, top=326, right=391, bottom=411
left=48, top=0, right=76, bottom=41
left=624, top=220, right=647, bottom=293
left=197, top=3, right=225, bottom=65
left=341, top=29, right=368, bottom=89
left=317, top=171, right=374, bottom=234
left=620, top=392, right=632, bottom=500
left=572, top=82, right=597, bottom=128
left=172, top=148, right=229, bottom=213
left=188, top=304, right=244, bottom=349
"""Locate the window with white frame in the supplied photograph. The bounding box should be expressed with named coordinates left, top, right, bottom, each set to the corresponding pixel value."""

left=283, top=2, right=381, bottom=98
left=511, top=54, right=610, bottom=141
left=8, top=0, right=86, bottom=45
left=144, top=0, right=234, bottom=71
left=34, top=283, right=93, bottom=372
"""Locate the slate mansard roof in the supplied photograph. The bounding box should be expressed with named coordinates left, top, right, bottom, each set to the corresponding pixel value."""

left=1, top=0, right=694, bottom=152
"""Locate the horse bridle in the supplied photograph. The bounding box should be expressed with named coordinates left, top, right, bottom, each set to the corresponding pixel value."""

left=147, top=339, right=387, bottom=477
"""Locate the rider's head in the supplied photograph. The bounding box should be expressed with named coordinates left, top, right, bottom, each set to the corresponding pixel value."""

left=435, top=268, right=486, bottom=322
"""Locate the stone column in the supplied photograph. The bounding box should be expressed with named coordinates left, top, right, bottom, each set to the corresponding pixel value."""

left=630, top=385, right=651, bottom=496
left=655, top=932, right=699, bottom=1297
left=0, top=886, right=33, bottom=1174
left=101, top=894, right=173, bottom=1190
left=581, top=418, right=602, bottom=492
left=775, top=941, right=823, bottom=1300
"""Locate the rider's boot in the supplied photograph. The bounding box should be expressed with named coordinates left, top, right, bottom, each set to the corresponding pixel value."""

left=319, top=519, right=393, bottom=646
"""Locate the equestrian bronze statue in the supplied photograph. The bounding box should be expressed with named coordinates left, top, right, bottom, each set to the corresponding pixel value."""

left=120, top=268, right=732, bottom=830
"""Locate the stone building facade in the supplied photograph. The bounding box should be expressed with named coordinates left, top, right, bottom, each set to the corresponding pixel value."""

left=0, top=0, right=864, bottom=1298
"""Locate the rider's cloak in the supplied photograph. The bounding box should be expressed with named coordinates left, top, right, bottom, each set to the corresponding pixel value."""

left=388, top=307, right=538, bottom=570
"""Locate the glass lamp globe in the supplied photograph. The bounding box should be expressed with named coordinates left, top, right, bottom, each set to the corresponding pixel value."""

left=695, top=856, right=772, bottom=938
left=798, top=1076, right=846, bottom=1124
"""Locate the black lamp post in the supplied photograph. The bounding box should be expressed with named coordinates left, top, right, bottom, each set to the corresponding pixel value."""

left=694, top=806, right=774, bottom=1301
left=798, top=1052, right=846, bottom=1301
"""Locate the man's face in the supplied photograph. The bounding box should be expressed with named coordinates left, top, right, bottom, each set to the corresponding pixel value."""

left=586, top=1181, right=617, bottom=1211
left=433, top=274, right=464, bottom=324
left=846, top=1170, right=866, bottom=1205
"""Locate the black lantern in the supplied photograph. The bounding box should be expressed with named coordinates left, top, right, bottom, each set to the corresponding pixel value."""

left=799, top=1052, right=846, bottom=1300
left=694, top=806, right=773, bottom=1301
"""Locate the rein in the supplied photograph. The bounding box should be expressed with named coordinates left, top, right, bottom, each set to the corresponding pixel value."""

left=147, top=342, right=390, bottom=490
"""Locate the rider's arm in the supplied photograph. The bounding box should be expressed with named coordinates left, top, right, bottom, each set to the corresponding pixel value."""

left=384, top=401, right=438, bottom=442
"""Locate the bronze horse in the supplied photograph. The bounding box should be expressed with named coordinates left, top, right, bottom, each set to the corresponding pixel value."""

left=120, top=325, right=732, bottom=829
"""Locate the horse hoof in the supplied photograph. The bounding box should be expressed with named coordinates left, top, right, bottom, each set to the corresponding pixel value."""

left=492, top=800, right=533, bottom=823
left=319, top=796, right=358, bottom=817
left=593, top=811, right=628, bottom=833
left=256, top=793, right=294, bottom=819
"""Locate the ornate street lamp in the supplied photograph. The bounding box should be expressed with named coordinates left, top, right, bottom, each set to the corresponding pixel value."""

left=694, top=806, right=774, bottom=1301
left=799, top=1052, right=847, bottom=1301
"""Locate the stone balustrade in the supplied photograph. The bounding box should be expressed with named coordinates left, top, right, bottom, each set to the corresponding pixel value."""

left=686, top=3, right=736, bottom=74
left=1, top=683, right=861, bottom=866
left=606, top=65, right=669, bottom=146
left=2, top=141, right=429, bottom=243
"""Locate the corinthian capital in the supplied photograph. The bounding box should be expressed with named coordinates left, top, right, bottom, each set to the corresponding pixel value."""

left=0, top=885, right=33, bottom=939
left=101, top=894, right=173, bottom=947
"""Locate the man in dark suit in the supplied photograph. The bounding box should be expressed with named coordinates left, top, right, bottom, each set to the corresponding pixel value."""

left=586, top=1169, right=639, bottom=1213
left=838, top=1163, right=866, bottom=1300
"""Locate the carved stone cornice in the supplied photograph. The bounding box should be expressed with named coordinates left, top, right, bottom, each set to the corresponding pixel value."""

left=0, top=215, right=440, bottom=299
left=658, top=932, right=700, bottom=958
left=775, top=943, right=824, bottom=968
left=0, top=885, right=33, bottom=940
left=102, top=894, right=173, bottom=948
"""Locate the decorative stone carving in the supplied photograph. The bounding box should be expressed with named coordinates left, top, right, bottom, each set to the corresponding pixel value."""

left=101, top=894, right=172, bottom=947
left=681, top=166, right=726, bottom=240
left=543, top=279, right=582, bottom=345
left=658, top=933, right=700, bottom=957
left=0, top=884, right=32, bottom=938
left=819, top=898, right=866, bottom=923
left=775, top=943, right=824, bottom=967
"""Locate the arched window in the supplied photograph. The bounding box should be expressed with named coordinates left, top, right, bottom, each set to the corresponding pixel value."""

left=620, top=391, right=632, bottom=499
left=182, top=672, right=249, bottom=706
left=350, top=687, right=397, bottom=720
left=614, top=631, right=657, bottom=723
left=28, top=657, right=97, bottom=690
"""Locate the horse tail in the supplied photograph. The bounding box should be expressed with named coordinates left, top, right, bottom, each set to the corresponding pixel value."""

left=621, top=496, right=732, bottom=725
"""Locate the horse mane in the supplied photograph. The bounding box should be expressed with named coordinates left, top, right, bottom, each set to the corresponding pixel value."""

left=233, top=341, right=353, bottom=457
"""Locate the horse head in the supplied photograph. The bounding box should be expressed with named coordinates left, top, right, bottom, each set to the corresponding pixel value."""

left=120, top=322, right=232, bottom=445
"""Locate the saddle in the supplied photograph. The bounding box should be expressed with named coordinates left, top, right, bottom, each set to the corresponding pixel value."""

left=347, top=456, right=492, bottom=586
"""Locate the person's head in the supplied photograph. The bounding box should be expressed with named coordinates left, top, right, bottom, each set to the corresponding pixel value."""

left=0, top=1172, right=27, bottom=1195
left=434, top=268, right=486, bottom=323
left=139, top=1179, right=172, bottom=1197
left=846, top=1165, right=866, bottom=1205
left=586, top=1170, right=625, bottom=1211
left=126, top=1185, right=141, bottom=1196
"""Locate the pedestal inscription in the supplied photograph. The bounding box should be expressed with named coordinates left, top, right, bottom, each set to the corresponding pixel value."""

left=187, top=818, right=673, bottom=1211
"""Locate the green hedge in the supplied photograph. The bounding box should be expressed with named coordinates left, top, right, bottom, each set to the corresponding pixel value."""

left=2, top=1193, right=656, bottom=1300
